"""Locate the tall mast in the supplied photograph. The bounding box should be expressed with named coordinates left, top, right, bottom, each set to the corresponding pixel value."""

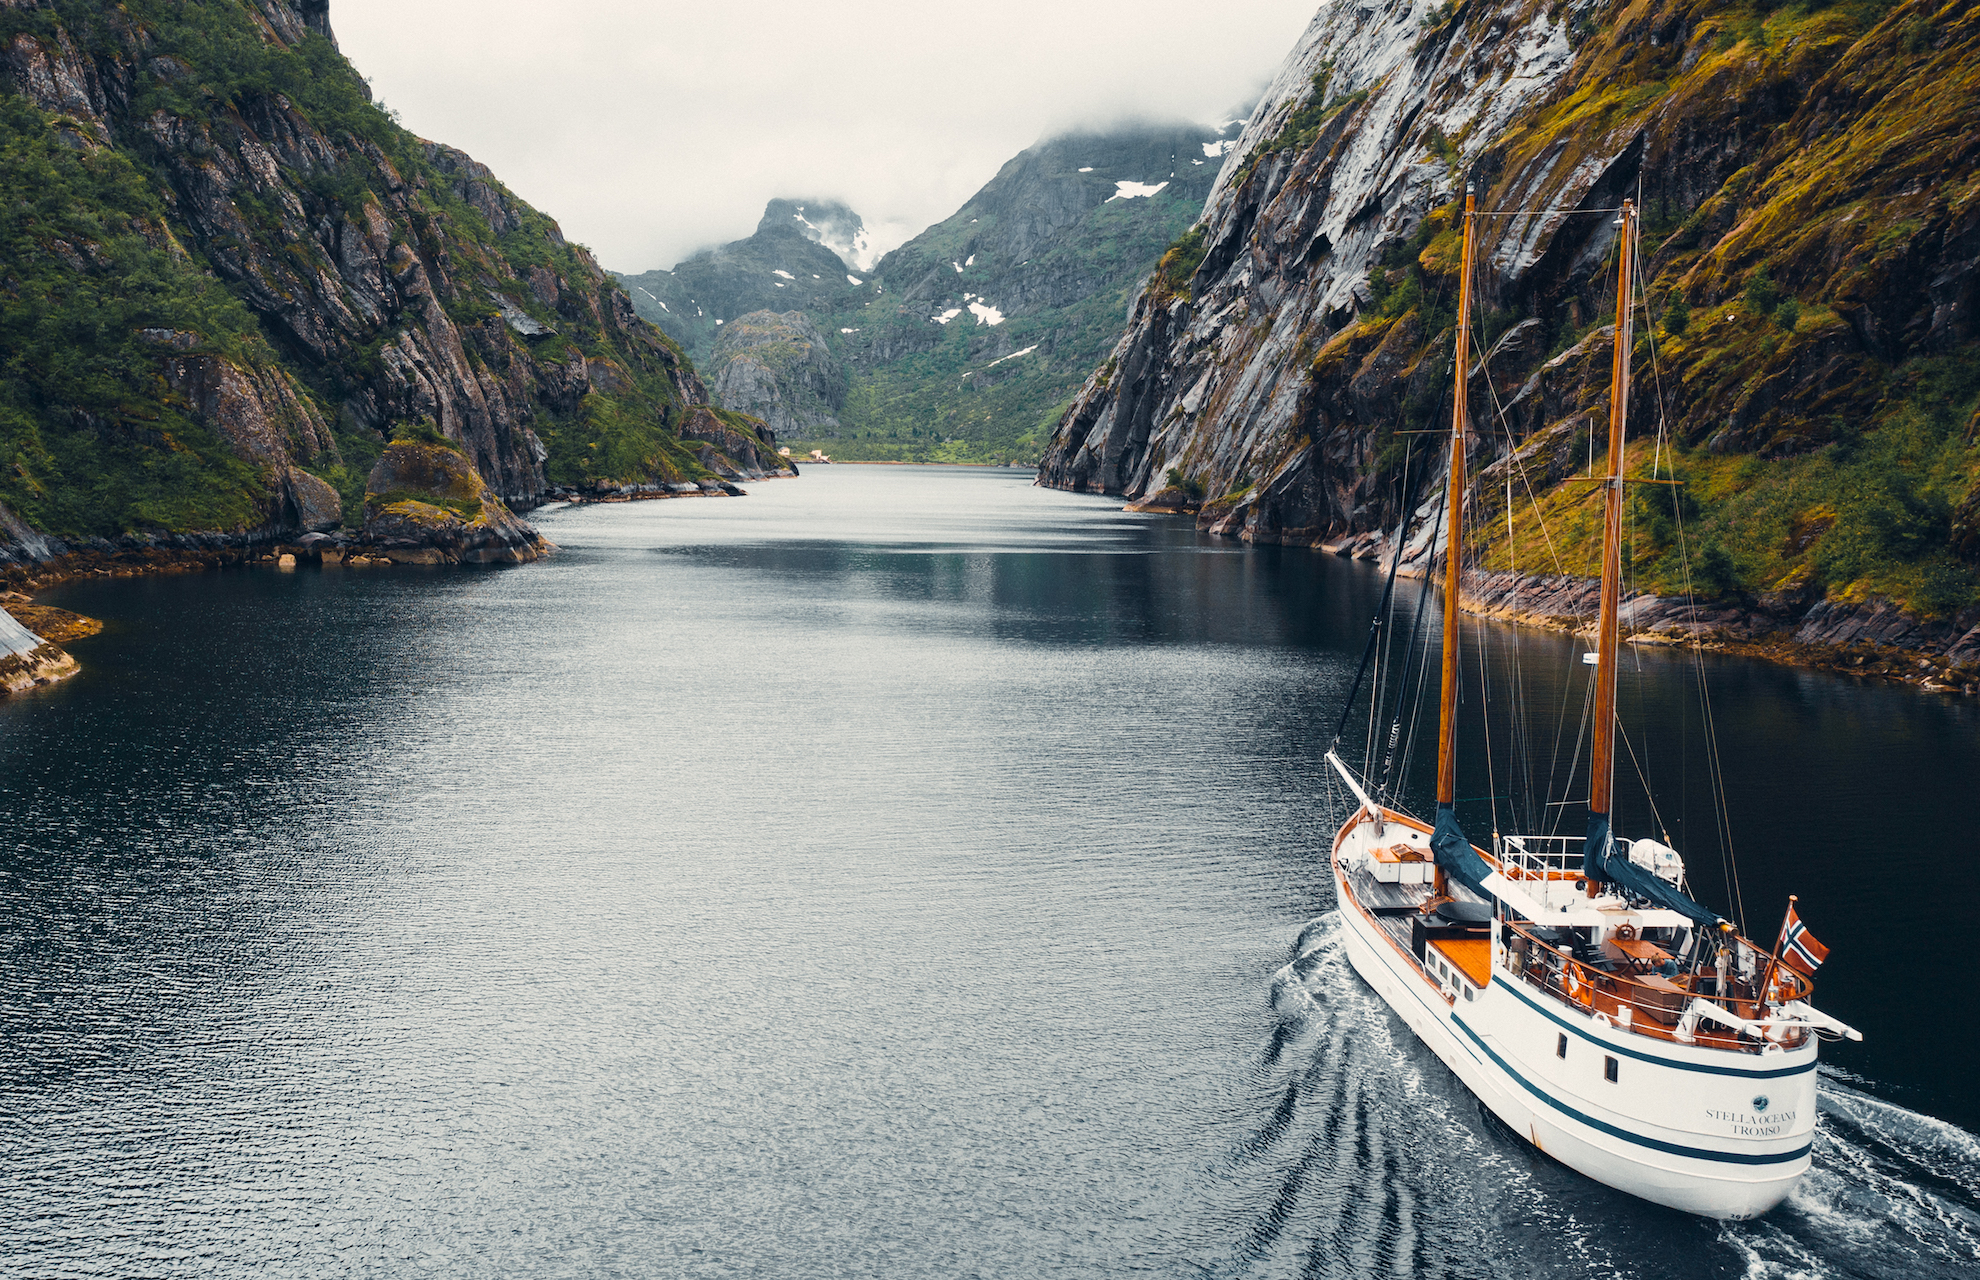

left=1588, top=199, right=1636, bottom=874
left=1435, top=186, right=1477, bottom=812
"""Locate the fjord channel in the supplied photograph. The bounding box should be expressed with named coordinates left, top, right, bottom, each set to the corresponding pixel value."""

left=2, top=465, right=1974, bottom=1278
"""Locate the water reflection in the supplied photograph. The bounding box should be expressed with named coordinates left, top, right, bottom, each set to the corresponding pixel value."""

left=1, top=465, right=1973, bottom=1277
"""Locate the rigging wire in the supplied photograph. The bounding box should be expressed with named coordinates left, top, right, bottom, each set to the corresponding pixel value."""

left=1366, top=436, right=1418, bottom=771
left=1471, top=206, right=1627, bottom=216
left=1332, top=440, right=1414, bottom=757
left=1378, top=481, right=1448, bottom=805
left=1632, top=213, right=1747, bottom=935
left=1369, top=264, right=1460, bottom=809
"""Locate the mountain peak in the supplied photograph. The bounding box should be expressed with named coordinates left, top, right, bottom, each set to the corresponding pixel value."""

left=759, top=198, right=874, bottom=272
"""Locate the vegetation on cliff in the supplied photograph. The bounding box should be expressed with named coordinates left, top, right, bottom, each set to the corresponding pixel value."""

left=1041, top=0, right=1980, bottom=635
left=0, top=91, right=268, bottom=535
left=0, top=0, right=779, bottom=557
left=619, top=124, right=1244, bottom=466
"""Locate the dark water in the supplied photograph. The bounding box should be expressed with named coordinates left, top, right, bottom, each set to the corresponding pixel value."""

left=2, top=466, right=1974, bottom=1278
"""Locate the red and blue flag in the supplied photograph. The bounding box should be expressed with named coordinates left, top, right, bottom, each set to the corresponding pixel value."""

left=1779, top=903, right=1829, bottom=978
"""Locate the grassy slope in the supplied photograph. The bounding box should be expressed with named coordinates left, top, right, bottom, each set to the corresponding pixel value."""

left=0, top=91, right=268, bottom=534
left=785, top=189, right=1205, bottom=465
left=0, top=0, right=731, bottom=538
left=1348, top=0, right=1978, bottom=619
left=1481, top=0, right=1972, bottom=622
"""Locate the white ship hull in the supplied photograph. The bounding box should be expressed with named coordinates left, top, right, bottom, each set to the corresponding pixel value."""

left=1332, top=818, right=1817, bottom=1220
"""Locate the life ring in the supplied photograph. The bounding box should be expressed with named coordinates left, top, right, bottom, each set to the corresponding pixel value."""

left=1614, top=924, right=1638, bottom=941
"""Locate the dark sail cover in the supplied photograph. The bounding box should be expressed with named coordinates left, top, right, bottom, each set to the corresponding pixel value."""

left=1585, top=812, right=1721, bottom=926
left=1432, top=804, right=1494, bottom=899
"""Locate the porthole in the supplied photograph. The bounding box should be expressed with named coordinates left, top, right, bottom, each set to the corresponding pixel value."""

left=1604, top=1055, right=1619, bottom=1083
left=1556, top=1033, right=1567, bottom=1059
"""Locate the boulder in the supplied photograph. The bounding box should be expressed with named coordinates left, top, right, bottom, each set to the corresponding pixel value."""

left=360, top=438, right=545, bottom=564
left=284, top=468, right=344, bottom=532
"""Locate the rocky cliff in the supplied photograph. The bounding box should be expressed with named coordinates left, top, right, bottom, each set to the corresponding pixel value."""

left=705, top=310, right=848, bottom=438
left=0, top=0, right=783, bottom=570
left=1039, top=0, right=1980, bottom=661
left=359, top=433, right=542, bottom=564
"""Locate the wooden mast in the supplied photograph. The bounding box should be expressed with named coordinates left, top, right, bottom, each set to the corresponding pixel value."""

left=1435, top=186, right=1477, bottom=816
left=1587, top=199, right=1636, bottom=885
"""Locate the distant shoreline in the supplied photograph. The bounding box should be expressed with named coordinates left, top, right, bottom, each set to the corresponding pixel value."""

left=802, top=460, right=1037, bottom=469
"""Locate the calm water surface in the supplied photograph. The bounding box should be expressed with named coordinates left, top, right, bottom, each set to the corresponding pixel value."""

left=3, top=466, right=1976, bottom=1278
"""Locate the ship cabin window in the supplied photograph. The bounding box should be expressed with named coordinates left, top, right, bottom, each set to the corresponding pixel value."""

left=1604, top=1055, right=1619, bottom=1083
left=1463, top=984, right=1474, bottom=1002
left=1556, top=1033, right=1567, bottom=1059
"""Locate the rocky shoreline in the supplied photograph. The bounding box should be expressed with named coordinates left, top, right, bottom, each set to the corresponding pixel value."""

left=0, top=596, right=82, bottom=698
left=1314, top=531, right=1980, bottom=697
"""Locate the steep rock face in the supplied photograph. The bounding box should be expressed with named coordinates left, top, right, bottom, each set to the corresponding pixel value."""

left=675, top=405, right=793, bottom=480
left=1040, top=0, right=1593, bottom=524
left=617, top=199, right=869, bottom=365
left=705, top=310, right=848, bottom=437
left=0, top=0, right=728, bottom=565
left=1040, top=0, right=1980, bottom=637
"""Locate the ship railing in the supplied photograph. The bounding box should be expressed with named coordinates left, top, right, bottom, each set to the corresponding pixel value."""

left=1499, top=919, right=1811, bottom=1052
left=1492, top=833, right=1604, bottom=882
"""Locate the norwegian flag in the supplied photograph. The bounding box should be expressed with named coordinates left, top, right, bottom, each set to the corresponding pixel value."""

left=1779, top=902, right=1830, bottom=978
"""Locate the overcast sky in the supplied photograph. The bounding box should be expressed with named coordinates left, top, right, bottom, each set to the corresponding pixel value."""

left=334, top=0, right=1316, bottom=272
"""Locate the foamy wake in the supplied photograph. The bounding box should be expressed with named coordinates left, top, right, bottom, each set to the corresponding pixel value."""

left=1724, top=1074, right=1980, bottom=1278
left=1197, top=915, right=1978, bottom=1279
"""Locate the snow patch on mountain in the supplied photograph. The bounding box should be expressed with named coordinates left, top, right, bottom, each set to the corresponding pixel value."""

left=985, top=344, right=1037, bottom=367
left=791, top=202, right=882, bottom=271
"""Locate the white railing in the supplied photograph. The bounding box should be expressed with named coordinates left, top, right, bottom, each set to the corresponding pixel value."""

left=1494, top=832, right=1622, bottom=882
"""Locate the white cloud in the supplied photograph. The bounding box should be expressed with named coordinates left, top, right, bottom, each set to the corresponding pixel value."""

left=334, top=0, right=1308, bottom=270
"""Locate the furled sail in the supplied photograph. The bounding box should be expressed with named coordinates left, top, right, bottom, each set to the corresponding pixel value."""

left=1432, top=804, right=1493, bottom=900
left=1585, top=813, right=1720, bottom=926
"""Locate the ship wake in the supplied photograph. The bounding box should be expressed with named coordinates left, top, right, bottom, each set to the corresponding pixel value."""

left=1723, top=1076, right=1980, bottom=1279
left=1189, top=915, right=1979, bottom=1279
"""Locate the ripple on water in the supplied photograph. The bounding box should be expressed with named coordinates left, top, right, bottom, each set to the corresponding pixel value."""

left=0, top=468, right=1973, bottom=1278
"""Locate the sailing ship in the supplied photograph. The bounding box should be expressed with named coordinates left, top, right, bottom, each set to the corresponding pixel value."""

left=1324, top=189, right=1861, bottom=1219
